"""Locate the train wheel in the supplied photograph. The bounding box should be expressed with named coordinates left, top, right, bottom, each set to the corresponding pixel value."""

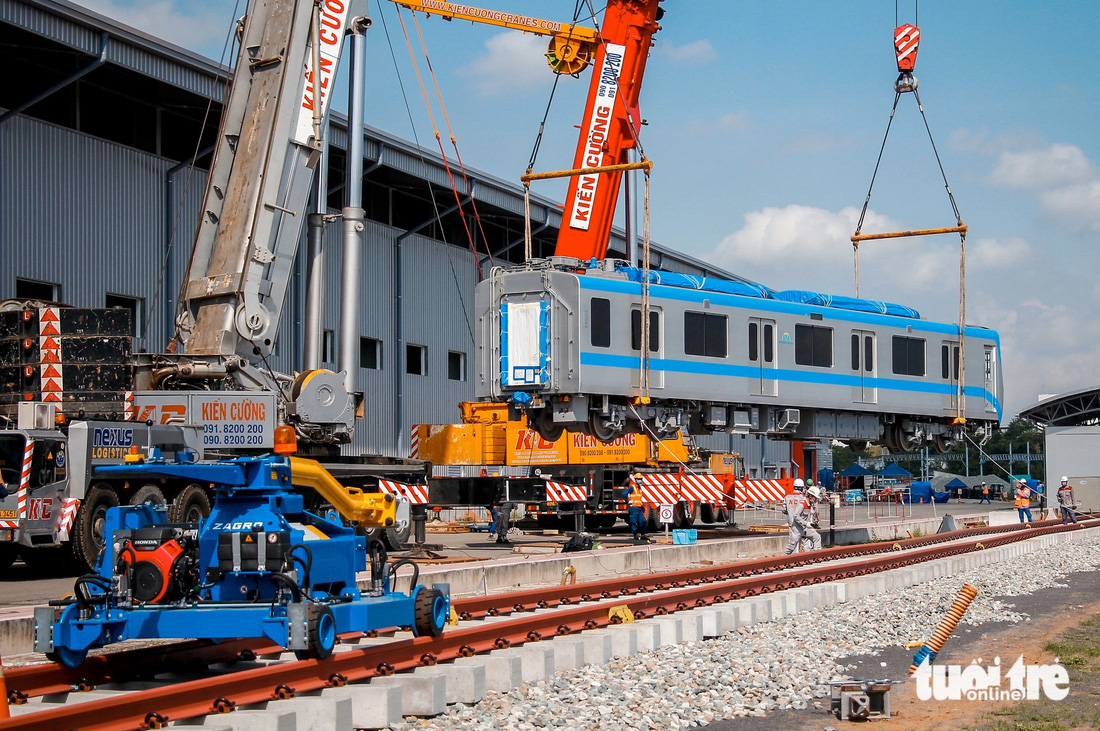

left=295, top=604, right=337, bottom=660
left=413, top=587, right=447, bottom=638
left=587, top=414, right=623, bottom=443
left=130, top=484, right=167, bottom=507
left=933, top=434, right=954, bottom=454
left=72, top=485, right=119, bottom=572
left=847, top=440, right=868, bottom=453
left=168, top=484, right=212, bottom=524
left=535, top=411, right=564, bottom=442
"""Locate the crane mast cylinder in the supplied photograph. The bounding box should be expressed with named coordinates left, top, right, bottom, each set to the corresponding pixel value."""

left=304, top=131, right=328, bottom=373
left=339, top=17, right=370, bottom=399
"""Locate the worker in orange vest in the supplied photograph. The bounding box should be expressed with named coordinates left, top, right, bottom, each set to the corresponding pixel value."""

left=624, top=478, right=650, bottom=543
left=1014, top=480, right=1033, bottom=523
left=978, top=481, right=991, bottom=504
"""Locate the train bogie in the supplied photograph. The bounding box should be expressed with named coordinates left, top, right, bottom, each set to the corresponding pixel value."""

left=476, top=259, right=1002, bottom=453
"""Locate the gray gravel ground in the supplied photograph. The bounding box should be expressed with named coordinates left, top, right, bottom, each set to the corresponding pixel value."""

left=388, top=530, right=1100, bottom=731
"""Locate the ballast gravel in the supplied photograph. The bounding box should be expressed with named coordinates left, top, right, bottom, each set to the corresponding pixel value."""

left=388, top=531, right=1100, bottom=730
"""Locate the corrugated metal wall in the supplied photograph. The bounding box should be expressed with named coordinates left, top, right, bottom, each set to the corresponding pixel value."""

left=2, top=113, right=480, bottom=458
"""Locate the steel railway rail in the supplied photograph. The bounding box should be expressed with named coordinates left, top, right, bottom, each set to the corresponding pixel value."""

left=2, top=518, right=1094, bottom=730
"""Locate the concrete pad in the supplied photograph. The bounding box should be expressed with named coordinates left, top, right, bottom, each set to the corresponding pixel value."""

left=580, top=631, right=614, bottom=664
left=549, top=635, right=586, bottom=672
left=371, top=671, right=447, bottom=717
left=767, top=593, right=789, bottom=620
left=793, top=589, right=813, bottom=613
left=304, top=685, right=402, bottom=730
left=651, top=616, right=683, bottom=646
left=608, top=623, right=640, bottom=657
left=678, top=612, right=703, bottom=643
left=248, top=697, right=352, bottom=731
left=456, top=653, right=522, bottom=692
left=695, top=606, right=733, bottom=638
left=496, top=643, right=555, bottom=683
left=199, top=711, right=297, bottom=731
left=632, top=621, right=661, bottom=652
left=415, top=661, right=486, bottom=705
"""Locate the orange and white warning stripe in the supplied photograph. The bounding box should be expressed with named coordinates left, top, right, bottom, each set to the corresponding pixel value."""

left=18, top=438, right=34, bottom=522
left=729, top=478, right=790, bottom=507
left=632, top=473, right=726, bottom=505
left=38, top=307, right=63, bottom=404
left=123, top=391, right=135, bottom=421
left=55, top=498, right=81, bottom=541
left=545, top=480, right=587, bottom=503
left=378, top=480, right=429, bottom=505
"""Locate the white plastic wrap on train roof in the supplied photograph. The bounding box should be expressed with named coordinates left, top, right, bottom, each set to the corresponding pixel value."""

left=770, top=290, right=920, bottom=319
left=615, top=265, right=774, bottom=299
left=612, top=265, right=921, bottom=320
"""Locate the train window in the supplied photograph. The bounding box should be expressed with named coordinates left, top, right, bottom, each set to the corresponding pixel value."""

left=748, top=323, right=758, bottom=362
left=764, top=324, right=774, bottom=362
left=591, top=298, right=611, bottom=348
left=864, top=335, right=873, bottom=372
left=892, top=336, right=926, bottom=376
left=954, top=346, right=960, bottom=379
left=685, top=311, right=727, bottom=358
left=630, top=309, right=660, bottom=352
left=794, top=324, right=832, bottom=367
left=851, top=334, right=860, bottom=371
left=941, top=345, right=949, bottom=379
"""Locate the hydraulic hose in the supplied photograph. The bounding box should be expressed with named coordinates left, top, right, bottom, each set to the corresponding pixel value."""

left=910, top=583, right=978, bottom=675
left=73, top=575, right=113, bottom=612
left=288, top=544, right=313, bottom=592
left=270, top=572, right=302, bottom=603
left=387, top=558, right=420, bottom=592
left=368, top=539, right=388, bottom=591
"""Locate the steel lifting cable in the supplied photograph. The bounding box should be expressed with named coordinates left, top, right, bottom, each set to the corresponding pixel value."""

left=851, top=18, right=968, bottom=424
left=394, top=8, right=485, bottom=280
left=408, top=10, right=495, bottom=272
left=376, top=1, right=475, bottom=345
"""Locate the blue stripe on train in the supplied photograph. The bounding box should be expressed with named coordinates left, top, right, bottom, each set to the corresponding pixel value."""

left=578, top=351, right=1003, bottom=421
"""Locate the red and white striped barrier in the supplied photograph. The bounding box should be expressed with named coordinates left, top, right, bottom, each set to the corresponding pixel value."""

left=409, top=425, right=420, bottom=459
left=18, top=439, right=34, bottom=522
left=545, top=480, right=588, bottom=503
left=729, top=478, right=790, bottom=507
left=633, top=473, right=726, bottom=505
left=55, top=498, right=81, bottom=541
left=378, top=480, right=429, bottom=505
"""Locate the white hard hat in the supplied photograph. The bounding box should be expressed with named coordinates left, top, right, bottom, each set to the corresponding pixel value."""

left=808, top=486, right=824, bottom=501
left=793, top=478, right=805, bottom=488
left=1061, top=475, right=1068, bottom=482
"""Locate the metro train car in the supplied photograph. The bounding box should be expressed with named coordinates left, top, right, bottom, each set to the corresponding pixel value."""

left=474, top=258, right=1002, bottom=453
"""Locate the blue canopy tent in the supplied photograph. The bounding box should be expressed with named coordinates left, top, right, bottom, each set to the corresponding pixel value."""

left=838, top=463, right=873, bottom=496
left=876, top=463, right=913, bottom=479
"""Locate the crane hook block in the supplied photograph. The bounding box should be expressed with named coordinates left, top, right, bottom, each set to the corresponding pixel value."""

left=894, top=24, right=920, bottom=72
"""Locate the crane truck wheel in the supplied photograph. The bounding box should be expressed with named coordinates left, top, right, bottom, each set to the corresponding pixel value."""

left=72, top=484, right=119, bottom=572
left=700, top=504, right=716, bottom=525
left=0, top=543, right=20, bottom=574
left=413, top=586, right=447, bottom=638
left=168, top=484, right=212, bottom=524
left=129, top=484, right=167, bottom=507
left=362, top=524, right=410, bottom=551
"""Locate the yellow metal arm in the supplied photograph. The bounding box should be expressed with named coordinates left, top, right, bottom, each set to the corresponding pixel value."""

left=289, top=457, right=396, bottom=527
left=388, top=0, right=598, bottom=74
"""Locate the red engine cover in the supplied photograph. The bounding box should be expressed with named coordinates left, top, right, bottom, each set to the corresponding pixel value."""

left=122, top=539, right=185, bottom=603
left=894, top=24, right=920, bottom=72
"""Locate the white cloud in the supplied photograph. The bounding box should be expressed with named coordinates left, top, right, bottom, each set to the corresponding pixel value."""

left=457, top=32, right=554, bottom=96
left=988, top=144, right=1100, bottom=231
left=949, top=128, right=1037, bottom=156
left=74, top=1, right=229, bottom=56
left=968, top=236, right=1031, bottom=268
left=989, top=143, right=1095, bottom=191
left=657, top=39, right=718, bottom=65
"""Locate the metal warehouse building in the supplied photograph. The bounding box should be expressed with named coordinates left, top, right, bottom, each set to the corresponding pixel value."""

left=0, top=0, right=801, bottom=477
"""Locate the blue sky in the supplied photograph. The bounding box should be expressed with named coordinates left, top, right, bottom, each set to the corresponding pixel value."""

left=74, top=0, right=1100, bottom=419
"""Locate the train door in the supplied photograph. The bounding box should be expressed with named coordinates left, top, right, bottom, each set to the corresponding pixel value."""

left=850, top=330, right=877, bottom=403
left=983, top=345, right=998, bottom=414
left=631, top=306, right=664, bottom=389
left=748, top=318, right=777, bottom=396
left=941, top=340, right=960, bottom=412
